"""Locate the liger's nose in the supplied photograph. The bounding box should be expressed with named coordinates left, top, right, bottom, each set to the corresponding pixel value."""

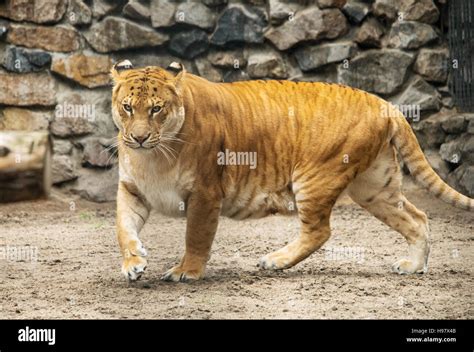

left=131, top=133, right=151, bottom=145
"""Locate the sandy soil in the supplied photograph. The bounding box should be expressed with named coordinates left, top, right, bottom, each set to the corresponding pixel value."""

left=0, top=178, right=472, bottom=319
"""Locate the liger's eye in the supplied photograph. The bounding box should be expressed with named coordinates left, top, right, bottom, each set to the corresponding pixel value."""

left=123, top=104, right=132, bottom=113
left=151, top=105, right=162, bottom=114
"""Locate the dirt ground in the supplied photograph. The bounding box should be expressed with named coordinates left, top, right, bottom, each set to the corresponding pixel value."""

left=0, top=178, right=472, bottom=319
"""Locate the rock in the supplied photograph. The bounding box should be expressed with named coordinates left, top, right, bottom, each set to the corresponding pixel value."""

left=51, top=53, right=112, bottom=88
left=342, top=1, right=369, bottom=24
left=7, top=24, right=81, bottom=52
left=150, top=0, right=176, bottom=28
left=2, top=46, right=51, bottom=73
left=50, top=96, right=95, bottom=137
left=441, top=97, right=454, bottom=109
left=372, top=0, right=399, bottom=20
left=424, top=149, right=450, bottom=180
left=246, top=49, right=288, bottom=79
left=210, top=5, right=267, bottom=45
left=52, top=139, right=73, bottom=155
left=85, top=17, right=168, bottom=53
left=202, top=0, right=228, bottom=6
left=447, top=164, right=474, bottom=197
left=208, top=49, right=247, bottom=68
left=412, top=110, right=450, bottom=148
left=0, top=71, right=56, bottom=106
left=295, top=41, right=357, bottom=71
left=168, top=29, right=209, bottom=59
left=0, top=0, right=67, bottom=24
left=414, top=48, right=448, bottom=83
left=388, top=21, right=438, bottom=49
left=400, top=0, right=439, bottom=24
left=0, top=108, right=50, bottom=131
left=0, top=19, right=8, bottom=38
left=440, top=114, right=468, bottom=134
left=440, top=134, right=474, bottom=164
left=317, top=0, right=347, bottom=9
left=195, top=57, right=223, bottom=82
left=355, top=18, right=384, bottom=47
left=175, top=2, right=216, bottom=30
left=71, top=168, right=119, bottom=202
left=390, top=76, right=441, bottom=112
left=265, top=7, right=348, bottom=51
left=223, top=69, right=250, bottom=82
left=337, top=49, right=414, bottom=95
left=67, top=0, right=92, bottom=26
left=79, top=137, right=114, bottom=168
left=467, top=115, right=474, bottom=134
left=91, top=0, right=122, bottom=19
left=267, top=0, right=302, bottom=25
left=123, top=1, right=150, bottom=21
left=52, top=155, right=77, bottom=184
left=55, top=86, right=117, bottom=137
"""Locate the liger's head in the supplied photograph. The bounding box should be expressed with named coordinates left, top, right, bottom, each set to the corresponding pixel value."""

left=111, top=60, right=186, bottom=150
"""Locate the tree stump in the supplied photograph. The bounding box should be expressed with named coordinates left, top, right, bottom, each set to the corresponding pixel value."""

left=0, top=131, right=52, bottom=202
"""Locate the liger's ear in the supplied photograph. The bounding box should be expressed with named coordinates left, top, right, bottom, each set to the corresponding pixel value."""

left=167, top=62, right=186, bottom=92
left=111, top=59, right=134, bottom=82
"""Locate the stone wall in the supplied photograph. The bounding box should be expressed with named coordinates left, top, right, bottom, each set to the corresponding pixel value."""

left=0, top=0, right=472, bottom=201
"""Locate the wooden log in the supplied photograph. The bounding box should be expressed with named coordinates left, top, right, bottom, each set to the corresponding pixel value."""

left=0, top=131, right=51, bottom=202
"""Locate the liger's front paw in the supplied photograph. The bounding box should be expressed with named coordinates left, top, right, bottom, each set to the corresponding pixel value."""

left=122, top=255, right=148, bottom=281
left=160, top=265, right=204, bottom=282
left=392, top=258, right=426, bottom=275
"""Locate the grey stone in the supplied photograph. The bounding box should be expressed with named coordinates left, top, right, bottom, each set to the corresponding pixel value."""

left=342, top=1, right=369, bottom=24
left=91, top=0, right=122, bottom=19
left=372, top=0, right=399, bottom=20
left=388, top=21, right=438, bottom=49
left=150, top=0, right=176, bottom=28
left=355, top=17, right=384, bottom=48
left=71, top=167, right=119, bottom=202
left=317, top=0, right=347, bottom=9
left=447, top=164, right=474, bottom=197
left=175, top=2, right=217, bottom=30
left=424, top=149, right=450, bottom=180
left=390, top=76, right=441, bottom=113
left=195, top=57, right=223, bottom=82
left=337, top=49, right=414, bottom=95
left=52, top=155, right=77, bottom=184
left=223, top=69, right=250, bottom=82
left=79, top=137, right=115, bottom=168
left=295, top=41, right=357, bottom=71
left=246, top=48, right=288, bottom=79
left=68, top=0, right=92, bottom=26
left=169, top=29, right=209, bottom=59
left=414, top=48, right=448, bottom=83
left=265, top=7, right=349, bottom=51
left=210, top=5, right=267, bottom=46
left=412, top=109, right=450, bottom=148
left=400, top=0, right=439, bottom=24
left=202, top=0, right=228, bottom=6
left=52, top=139, right=73, bottom=155
left=2, top=46, right=51, bottom=73
left=85, top=17, right=168, bottom=53
left=467, top=115, right=474, bottom=134
left=440, top=134, right=474, bottom=164
left=267, top=0, right=302, bottom=25
left=440, top=114, right=468, bottom=134
left=208, top=49, right=247, bottom=68
left=123, top=1, right=150, bottom=21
